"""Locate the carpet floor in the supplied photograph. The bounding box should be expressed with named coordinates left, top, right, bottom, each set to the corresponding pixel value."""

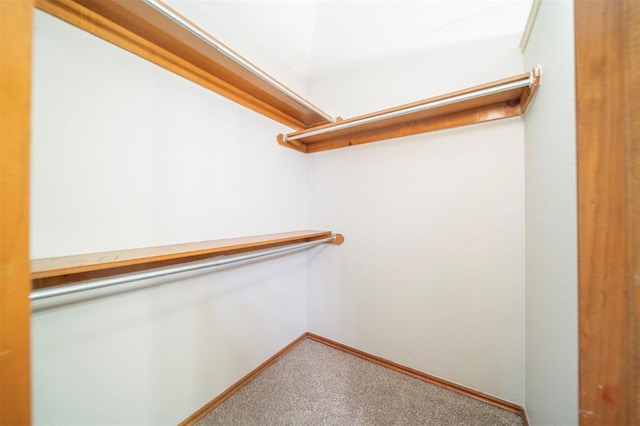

left=195, top=338, right=523, bottom=425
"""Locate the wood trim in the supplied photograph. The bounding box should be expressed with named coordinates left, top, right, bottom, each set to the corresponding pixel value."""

left=278, top=69, right=541, bottom=153
left=181, top=332, right=527, bottom=424
left=34, top=0, right=332, bottom=130
left=575, top=0, right=640, bottom=424
left=304, top=102, right=523, bottom=154
left=0, top=0, right=33, bottom=424
left=628, top=1, right=640, bottom=418
left=305, top=333, right=527, bottom=419
left=32, top=230, right=343, bottom=289
left=180, top=333, right=308, bottom=425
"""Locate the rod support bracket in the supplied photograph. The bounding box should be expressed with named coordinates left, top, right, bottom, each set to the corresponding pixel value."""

left=277, top=133, right=307, bottom=154
left=329, top=233, right=345, bottom=245
left=530, top=64, right=543, bottom=87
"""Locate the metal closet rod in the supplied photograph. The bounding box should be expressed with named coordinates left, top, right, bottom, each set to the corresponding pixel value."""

left=284, top=72, right=534, bottom=142
left=30, top=235, right=336, bottom=301
left=142, top=0, right=333, bottom=123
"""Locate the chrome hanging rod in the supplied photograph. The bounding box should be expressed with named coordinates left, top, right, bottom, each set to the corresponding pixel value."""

left=284, top=73, right=534, bottom=142
left=30, top=235, right=336, bottom=301
left=142, top=0, right=333, bottom=123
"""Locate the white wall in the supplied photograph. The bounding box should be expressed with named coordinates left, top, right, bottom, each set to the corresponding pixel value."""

left=30, top=10, right=314, bottom=424
left=306, top=35, right=526, bottom=404
left=31, top=3, right=575, bottom=422
left=523, top=1, right=578, bottom=424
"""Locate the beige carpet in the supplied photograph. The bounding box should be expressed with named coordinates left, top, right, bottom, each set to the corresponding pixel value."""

left=196, top=338, right=523, bottom=425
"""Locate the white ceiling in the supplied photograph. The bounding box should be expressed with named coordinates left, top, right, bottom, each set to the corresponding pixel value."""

left=165, top=0, right=533, bottom=81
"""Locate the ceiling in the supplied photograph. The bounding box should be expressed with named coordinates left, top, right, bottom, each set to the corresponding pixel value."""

left=165, top=0, right=533, bottom=81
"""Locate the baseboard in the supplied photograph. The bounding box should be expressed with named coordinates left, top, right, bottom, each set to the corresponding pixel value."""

left=180, top=333, right=308, bottom=425
left=181, top=331, right=527, bottom=424
left=306, top=333, right=527, bottom=420
left=522, top=408, right=530, bottom=426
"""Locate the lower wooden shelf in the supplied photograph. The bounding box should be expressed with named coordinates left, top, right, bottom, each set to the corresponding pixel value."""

left=31, top=230, right=344, bottom=290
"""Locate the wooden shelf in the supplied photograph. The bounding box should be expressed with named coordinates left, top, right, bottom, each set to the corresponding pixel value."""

left=35, top=0, right=541, bottom=149
left=31, top=230, right=344, bottom=289
left=278, top=67, right=542, bottom=153
left=35, top=0, right=332, bottom=130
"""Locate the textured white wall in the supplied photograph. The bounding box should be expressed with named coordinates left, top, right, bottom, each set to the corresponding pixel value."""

left=30, top=10, right=313, bottom=424
left=523, top=1, right=578, bottom=424
left=31, top=4, right=565, bottom=421
left=306, top=35, right=526, bottom=404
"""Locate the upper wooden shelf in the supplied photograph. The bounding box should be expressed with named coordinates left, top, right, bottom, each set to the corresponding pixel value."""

left=31, top=230, right=344, bottom=289
left=278, top=67, right=542, bottom=153
left=36, top=0, right=542, bottom=153
left=35, top=0, right=332, bottom=130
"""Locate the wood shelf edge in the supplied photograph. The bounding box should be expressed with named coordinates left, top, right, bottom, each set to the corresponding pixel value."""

left=31, top=230, right=343, bottom=289
left=277, top=133, right=308, bottom=153
left=305, top=102, right=522, bottom=153
left=34, top=0, right=331, bottom=130
left=280, top=67, right=541, bottom=153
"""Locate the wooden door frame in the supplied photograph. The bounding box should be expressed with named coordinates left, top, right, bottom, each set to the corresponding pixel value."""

left=0, top=0, right=637, bottom=424
left=0, top=0, right=33, bottom=424
left=575, top=0, right=639, bottom=424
